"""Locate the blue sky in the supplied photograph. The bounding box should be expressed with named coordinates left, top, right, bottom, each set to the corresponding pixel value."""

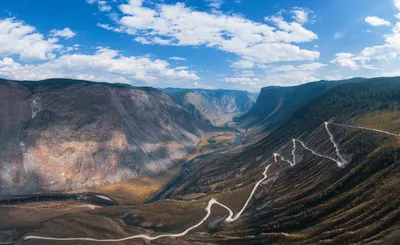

left=0, top=0, right=400, bottom=92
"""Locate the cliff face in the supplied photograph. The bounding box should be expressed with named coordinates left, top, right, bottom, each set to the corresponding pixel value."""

left=162, top=88, right=256, bottom=124
left=235, top=78, right=366, bottom=129
left=0, top=79, right=211, bottom=195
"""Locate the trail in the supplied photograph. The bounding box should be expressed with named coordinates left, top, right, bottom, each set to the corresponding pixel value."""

left=23, top=121, right=400, bottom=243
left=325, top=122, right=347, bottom=164
left=25, top=165, right=272, bottom=242
left=1, top=203, right=98, bottom=211
left=330, top=122, right=400, bottom=137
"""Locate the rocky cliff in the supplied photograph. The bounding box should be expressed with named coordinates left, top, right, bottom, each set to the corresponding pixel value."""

left=162, top=88, right=256, bottom=124
left=0, top=79, right=211, bottom=195
left=235, top=78, right=365, bottom=129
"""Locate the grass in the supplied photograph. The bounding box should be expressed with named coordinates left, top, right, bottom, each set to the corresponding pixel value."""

left=353, top=109, right=400, bottom=133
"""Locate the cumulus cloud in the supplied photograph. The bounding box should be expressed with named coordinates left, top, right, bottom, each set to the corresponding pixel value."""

left=394, top=0, right=400, bottom=10
left=332, top=1, right=400, bottom=71
left=0, top=48, right=199, bottom=84
left=0, top=18, right=61, bottom=61
left=331, top=53, right=358, bottom=69
left=110, top=1, right=318, bottom=68
left=263, top=62, right=326, bottom=86
left=332, top=3, right=400, bottom=70
left=50, top=28, right=76, bottom=39
left=291, top=7, right=314, bottom=25
left=365, top=16, right=391, bottom=27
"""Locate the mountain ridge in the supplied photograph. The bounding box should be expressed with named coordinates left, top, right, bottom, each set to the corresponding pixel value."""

left=235, top=77, right=367, bottom=129
left=0, top=78, right=213, bottom=196
left=162, top=88, right=256, bottom=125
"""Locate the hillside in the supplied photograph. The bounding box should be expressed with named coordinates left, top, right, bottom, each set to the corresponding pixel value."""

left=162, top=88, right=256, bottom=125
left=167, top=77, right=400, bottom=244
left=3, top=77, right=400, bottom=245
left=0, top=78, right=212, bottom=196
left=235, top=78, right=366, bottom=129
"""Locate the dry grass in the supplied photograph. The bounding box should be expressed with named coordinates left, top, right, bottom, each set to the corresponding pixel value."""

left=0, top=201, right=101, bottom=229
left=214, top=113, right=242, bottom=127
left=187, top=131, right=236, bottom=160
left=94, top=174, right=177, bottom=204
left=353, top=110, right=400, bottom=133
left=94, top=130, right=235, bottom=204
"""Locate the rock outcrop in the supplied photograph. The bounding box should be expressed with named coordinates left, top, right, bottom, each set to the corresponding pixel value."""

left=0, top=79, right=211, bottom=195
left=162, top=88, right=256, bottom=124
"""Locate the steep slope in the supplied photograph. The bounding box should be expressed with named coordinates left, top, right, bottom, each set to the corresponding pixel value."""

left=181, top=77, right=400, bottom=244
left=235, top=78, right=365, bottom=129
left=0, top=79, right=212, bottom=195
left=5, top=77, right=400, bottom=245
left=162, top=88, right=256, bottom=124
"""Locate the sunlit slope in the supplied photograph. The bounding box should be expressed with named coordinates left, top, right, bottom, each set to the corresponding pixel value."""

left=0, top=78, right=212, bottom=196
left=162, top=88, right=256, bottom=124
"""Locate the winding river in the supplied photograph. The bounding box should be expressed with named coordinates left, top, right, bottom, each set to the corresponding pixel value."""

left=0, top=125, right=242, bottom=207
left=143, top=129, right=242, bottom=203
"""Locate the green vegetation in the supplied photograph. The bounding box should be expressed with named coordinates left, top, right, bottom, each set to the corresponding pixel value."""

left=4, top=77, right=400, bottom=244
left=236, top=77, right=366, bottom=129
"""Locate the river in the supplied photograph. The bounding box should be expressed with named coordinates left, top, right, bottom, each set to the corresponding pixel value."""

left=143, top=129, right=242, bottom=204
left=0, top=125, right=242, bottom=207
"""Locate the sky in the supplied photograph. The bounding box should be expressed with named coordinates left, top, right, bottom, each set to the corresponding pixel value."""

left=0, top=0, right=400, bottom=92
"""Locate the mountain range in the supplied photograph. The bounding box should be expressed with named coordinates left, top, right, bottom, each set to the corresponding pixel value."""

left=162, top=88, right=257, bottom=125
left=1, top=77, right=400, bottom=244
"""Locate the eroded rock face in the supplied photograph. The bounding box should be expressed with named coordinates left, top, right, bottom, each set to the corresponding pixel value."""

left=162, top=88, right=256, bottom=123
left=0, top=79, right=211, bottom=195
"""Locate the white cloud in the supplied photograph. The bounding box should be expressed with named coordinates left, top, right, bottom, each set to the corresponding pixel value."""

left=97, top=23, right=123, bottom=32
left=175, top=66, right=189, bottom=70
left=86, top=0, right=112, bottom=12
left=381, top=69, right=400, bottom=77
left=0, top=48, right=199, bottom=84
left=224, top=77, right=259, bottom=86
left=394, top=0, right=400, bottom=10
left=50, top=28, right=76, bottom=39
left=239, top=70, right=257, bottom=77
left=333, top=32, right=344, bottom=40
left=206, top=0, right=223, bottom=9
left=271, top=62, right=326, bottom=72
left=61, top=44, right=80, bottom=54
left=365, top=16, right=391, bottom=27
left=112, top=1, right=318, bottom=68
left=169, top=56, right=186, bottom=61
left=263, top=62, right=326, bottom=86
left=291, top=7, right=313, bottom=25
left=231, top=60, right=255, bottom=69
left=323, top=75, right=353, bottom=81
left=194, top=81, right=199, bottom=87
left=0, top=18, right=61, bottom=61
left=331, top=53, right=358, bottom=69
left=332, top=0, right=400, bottom=71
